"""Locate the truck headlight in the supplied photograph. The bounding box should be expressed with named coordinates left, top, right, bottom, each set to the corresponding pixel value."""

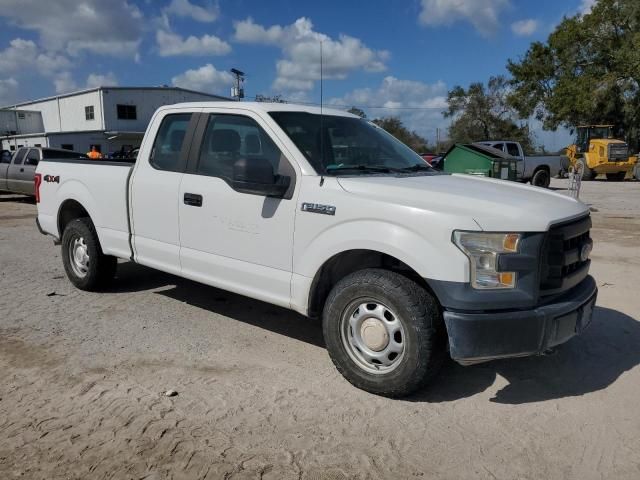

left=453, top=232, right=521, bottom=289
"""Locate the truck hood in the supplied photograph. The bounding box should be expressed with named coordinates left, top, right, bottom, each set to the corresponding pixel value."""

left=337, top=173, right=589, bottom=232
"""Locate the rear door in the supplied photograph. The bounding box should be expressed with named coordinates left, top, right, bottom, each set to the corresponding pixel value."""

left=6, top=148, right=29, bottom=193
left=129, top=109, right=200, bottom=275
left=178, top=109, right=299, bottom=307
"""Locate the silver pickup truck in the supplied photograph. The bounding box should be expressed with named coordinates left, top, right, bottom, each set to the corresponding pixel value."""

left=0, top=147, right=87, bottom=196
left=476, top=141, right=565, bottom=188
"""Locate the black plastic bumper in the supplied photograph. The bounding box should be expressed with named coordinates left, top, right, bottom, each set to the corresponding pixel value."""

left=443, top=276, right=598, bottom=364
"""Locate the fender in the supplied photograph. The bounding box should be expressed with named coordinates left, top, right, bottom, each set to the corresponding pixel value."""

left=55, top=179, right=100, bottom=239
left=294, top=218, right=470, bottom=283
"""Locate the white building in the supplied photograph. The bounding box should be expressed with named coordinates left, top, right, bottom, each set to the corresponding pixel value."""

left=1, top=86, right=228, bottom=155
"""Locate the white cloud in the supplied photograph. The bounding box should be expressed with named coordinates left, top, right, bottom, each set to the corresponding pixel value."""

left=156, top=29, right=231, bottom=56
left=329, top=76, right=450, bottom=143
left=0, top=77, right=19, bottom=105
left=234, top=17, right=388, bottom=93
left=511, top=19, right=538, bottom=36
left=164, top=0, right=219, bottom=23
left=0, top=38, right=70, bottom=76
left=86, top=72, right=118, bottom=88
left=418, top=0, right=510, bottom=37
left=579, top=0, right=596, bottom=15
left=54, top=71, right=118, bottom=94
left=0, top=0, right=143, bottom=58
left=53, top=72, right=77, bottom=94
left=171, top=63, right=234, bottom=93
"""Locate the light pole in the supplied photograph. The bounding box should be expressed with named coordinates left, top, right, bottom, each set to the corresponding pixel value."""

left=230, top=68, right=245, bottom=101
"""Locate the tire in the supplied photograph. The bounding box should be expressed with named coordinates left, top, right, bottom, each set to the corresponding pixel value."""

left=606, top=172, right=626, bottom=182
left=322, top=269, right=445, bottom=397
left=531, top=168, right=550, bottom=188
left=61, top=217, right=117, bottom=291
left=578, top=160, right=595, bottom=181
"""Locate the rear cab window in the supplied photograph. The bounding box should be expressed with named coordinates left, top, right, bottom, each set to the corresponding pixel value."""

left=506, top=143, right=521, bottom=157
left=25, top=149, right=40, bottom=166
left=150, top=113, right=193, bottom=172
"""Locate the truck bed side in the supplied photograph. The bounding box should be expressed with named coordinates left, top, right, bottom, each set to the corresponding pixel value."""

left=522, top=154, right=564, bottom=179
left=36, top=158, right=134, bottom=260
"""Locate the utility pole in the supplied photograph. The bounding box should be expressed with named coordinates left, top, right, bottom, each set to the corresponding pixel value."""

left=230, top=68, right=245, bottom=101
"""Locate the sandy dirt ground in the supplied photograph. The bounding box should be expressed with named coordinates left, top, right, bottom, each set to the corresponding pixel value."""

left=1, top=178, right=639, bottom=479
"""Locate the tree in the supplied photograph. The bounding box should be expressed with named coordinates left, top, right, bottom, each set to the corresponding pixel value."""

left=507, top=0, right=640, bottom=149
left=372, top=116, right=434, bottom=152
left=347, top=106, right=366, bottom=118
left=444, top=76, right=536, bottom=152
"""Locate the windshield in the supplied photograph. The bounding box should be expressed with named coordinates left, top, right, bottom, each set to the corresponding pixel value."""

left=269, top=111, right=434, bottom=175
left=590, top=126, right=612, bottom=139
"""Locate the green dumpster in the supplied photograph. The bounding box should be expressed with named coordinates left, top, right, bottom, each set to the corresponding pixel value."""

left=443, top=143, right=518, bottom=181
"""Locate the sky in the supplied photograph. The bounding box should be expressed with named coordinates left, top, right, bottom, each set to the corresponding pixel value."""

left=0, top=0, right=596, bottom=150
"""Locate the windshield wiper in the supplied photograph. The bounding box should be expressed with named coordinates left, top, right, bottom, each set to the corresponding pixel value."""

left=325, top=164, right=393, bottom=174
left=394, top=164, right=433, bottom=172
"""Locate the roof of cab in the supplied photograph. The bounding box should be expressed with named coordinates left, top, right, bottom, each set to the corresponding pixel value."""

left=158, top=101, right=359, bottom=118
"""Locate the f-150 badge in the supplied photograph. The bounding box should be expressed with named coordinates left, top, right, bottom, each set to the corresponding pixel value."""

left=301, top=203, right=336, bottom=216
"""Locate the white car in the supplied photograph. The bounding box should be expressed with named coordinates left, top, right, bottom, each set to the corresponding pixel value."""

left=35, top=102, right=597, bottom=397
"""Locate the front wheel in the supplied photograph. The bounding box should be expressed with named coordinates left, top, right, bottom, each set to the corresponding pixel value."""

left=322, top=269, right=445, bottom=397
left=531, top=169, right=550, bottom=188
left=61, top=218, right=117, bottom=291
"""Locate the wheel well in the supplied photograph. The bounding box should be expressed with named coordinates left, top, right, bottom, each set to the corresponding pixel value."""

left=58, top=200, right=90, bottom=236
left=533, top=165, right=550, bottom=174
left=307, top=249, right=432, bottom=319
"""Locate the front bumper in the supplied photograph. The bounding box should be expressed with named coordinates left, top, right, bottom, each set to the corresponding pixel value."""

left=443, top=276, right=597, bottom=365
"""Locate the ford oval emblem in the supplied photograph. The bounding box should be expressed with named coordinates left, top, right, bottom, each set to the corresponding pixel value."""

left=580, top=242, right=592, bottom=262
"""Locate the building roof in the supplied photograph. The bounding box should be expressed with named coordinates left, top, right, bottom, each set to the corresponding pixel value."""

left=3, top=86, right=231, bottom=109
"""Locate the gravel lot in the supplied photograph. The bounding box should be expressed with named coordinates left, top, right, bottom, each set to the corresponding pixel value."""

left=1, top=178, right=639, bottom=479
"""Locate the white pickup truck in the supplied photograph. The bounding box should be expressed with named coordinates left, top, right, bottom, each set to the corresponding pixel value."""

left=475, top=141, right=565, bottom=188
left=35, top=102, right=597, bottom=397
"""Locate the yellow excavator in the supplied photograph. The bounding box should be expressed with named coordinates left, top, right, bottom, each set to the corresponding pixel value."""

left=566, top=125, right=637, bottom=181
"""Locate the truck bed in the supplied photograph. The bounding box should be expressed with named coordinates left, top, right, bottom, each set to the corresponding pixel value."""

left=36, top=158, right=134, bottom=260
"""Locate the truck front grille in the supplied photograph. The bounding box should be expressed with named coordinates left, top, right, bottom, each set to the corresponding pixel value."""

left=608, top=143, right=629, bottom=161
left=539, top=215, right=592, bottom=296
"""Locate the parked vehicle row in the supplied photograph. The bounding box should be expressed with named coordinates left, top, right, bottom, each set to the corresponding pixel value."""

left=35, top=102, right=597, bottom=396
left=0, top=147, right=86, bottom=196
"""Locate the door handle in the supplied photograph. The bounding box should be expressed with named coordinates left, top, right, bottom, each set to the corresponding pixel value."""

left=183, top=193, right=203, bottom=207
left=20, top=168, right=24, bottom=172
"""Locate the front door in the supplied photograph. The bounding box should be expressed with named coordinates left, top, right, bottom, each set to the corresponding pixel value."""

left=130, top=110, right=199, bottom=275
left=179, top=111, right=299, bottom=308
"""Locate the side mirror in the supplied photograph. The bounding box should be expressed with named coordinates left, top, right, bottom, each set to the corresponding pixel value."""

left=232, top=157, right=290, bottom=198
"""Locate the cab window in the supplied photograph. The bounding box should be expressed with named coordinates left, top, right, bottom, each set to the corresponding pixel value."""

left=12, top=148, right=28, bottom=164
left=197, top=114, right=286, bottom=181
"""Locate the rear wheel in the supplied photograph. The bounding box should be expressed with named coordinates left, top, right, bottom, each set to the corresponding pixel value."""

left=322, top=269, right=445, bottom=397
left=606, top=172, right=626, bottom=182
left=61, top=218, right=117, bottom=291
left=531, top=169, right=550, bottom=188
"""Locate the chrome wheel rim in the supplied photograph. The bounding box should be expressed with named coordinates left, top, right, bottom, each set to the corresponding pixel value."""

left=69, top=236, right=90, bottom=278
left=340, top=299, right=406, bottom=375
